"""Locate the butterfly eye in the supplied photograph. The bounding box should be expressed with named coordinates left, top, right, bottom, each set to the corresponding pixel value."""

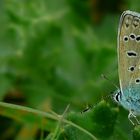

left=114, top=91, right=121, bottom=103
left=133, top=17, right=140, bottom=28
left=124, top=15, right=133, bottom=28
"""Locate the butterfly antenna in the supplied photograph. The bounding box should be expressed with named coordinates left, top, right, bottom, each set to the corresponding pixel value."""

left=81, top=75, right=117, bottom=114
left=102, top=92, right=114, bottom=101
left=81, top=93, right=115, bottom=114
left=101, top=74, right=119, bottom=89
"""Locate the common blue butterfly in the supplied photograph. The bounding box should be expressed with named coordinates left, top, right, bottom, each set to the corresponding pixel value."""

left=114, top=10, right=140, bottom=125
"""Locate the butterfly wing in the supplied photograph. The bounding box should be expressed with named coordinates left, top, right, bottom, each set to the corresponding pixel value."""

left=118, top=11, right=140, bottom=94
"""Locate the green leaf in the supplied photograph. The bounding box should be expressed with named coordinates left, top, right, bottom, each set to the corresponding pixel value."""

left=91, top=100, right=118, bottom=138
left=133, top=125, right=140, bottom=140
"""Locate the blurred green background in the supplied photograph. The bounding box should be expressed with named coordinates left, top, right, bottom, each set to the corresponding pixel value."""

left=0, top=0, right=140, bottom=140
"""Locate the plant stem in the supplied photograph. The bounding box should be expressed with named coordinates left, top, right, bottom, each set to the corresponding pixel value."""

left=0, top=102, right=98, bottom=140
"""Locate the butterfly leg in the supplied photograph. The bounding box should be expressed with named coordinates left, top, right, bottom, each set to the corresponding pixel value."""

left=128, top=110, right=140, bottom=125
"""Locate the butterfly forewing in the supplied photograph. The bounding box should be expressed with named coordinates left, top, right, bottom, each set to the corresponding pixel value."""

left=118, top=11, right=140, bottom=92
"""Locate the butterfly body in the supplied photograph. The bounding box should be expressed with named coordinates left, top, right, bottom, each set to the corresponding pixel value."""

left=114, top=10, right=140, bottom=124
left=115, top=86, right=140, bottom=115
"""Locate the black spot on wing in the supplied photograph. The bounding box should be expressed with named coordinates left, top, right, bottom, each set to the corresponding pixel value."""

left=128, top=66, right=135, bottom=72
left=129, top=33, right=135, bottom=40
left=123, top=36, right=129, bottom=42
left=136, top=35, right=140, bottom=42
left=127, top=51, right=137, bottom=57
left=135, top=78, right=140, bottom=84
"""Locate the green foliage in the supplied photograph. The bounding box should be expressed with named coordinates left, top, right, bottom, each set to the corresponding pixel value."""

left=133, top=126, right=140, bottom=140
left=91, top=101, right=118, bottom=138
left=67, top=101, right=118, bottom=139
left=58, top=125, right=93, bottom=140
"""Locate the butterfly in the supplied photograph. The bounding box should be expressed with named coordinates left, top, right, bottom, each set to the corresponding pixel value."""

left=114, top=10, right=140, bottom=125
